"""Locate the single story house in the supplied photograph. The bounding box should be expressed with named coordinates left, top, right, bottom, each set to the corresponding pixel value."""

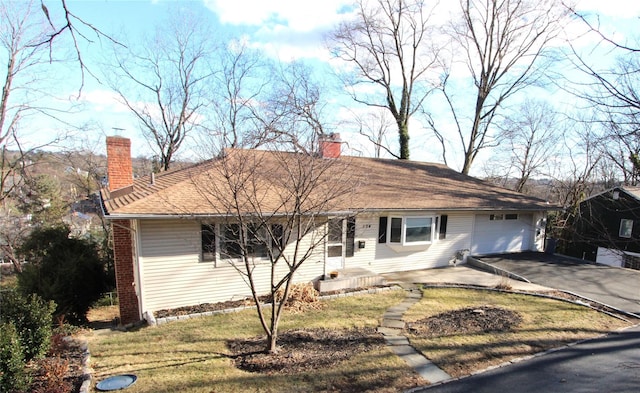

left=565, top=186, right=640, bottom=269
left=101, top=135, right=552, bottom=325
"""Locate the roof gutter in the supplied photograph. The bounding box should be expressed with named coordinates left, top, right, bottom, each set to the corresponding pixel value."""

left=102, top=206, right=555, bottom=221
left=101, top=211, right=360, bottom=221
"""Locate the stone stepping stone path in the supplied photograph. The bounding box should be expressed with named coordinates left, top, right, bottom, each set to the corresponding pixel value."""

left=378, top=285, right=451, bottom=384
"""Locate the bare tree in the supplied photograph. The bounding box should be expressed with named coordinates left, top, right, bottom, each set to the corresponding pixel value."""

left=0, top=0, right=70, bottom=271
left=567, top=43, right=640, bottom=185
left=186, top=59, right=354, bottom=353
left=59, top=138, right=106, bottom=199
left=498, top=99, right=559, bottom=192
left=0, top=0, right=54, bottom=203
left=353, top=108, right=397, bottom=158
left=435, top=0, right=568, bottom=174
left=255, top=62, right=332, bottom=153
left=328, top=0, right=440, bottom=159
left=546, top=120, right=602, bottom=247
left=206, top=39, right=270, bottom=151
left=0, top=1, right=115, bottom=273
left=600, top=118, right=640, bottom=187
left=194, top=149, right=354, bottom=353
left=109, top=10, right=213, bottom=171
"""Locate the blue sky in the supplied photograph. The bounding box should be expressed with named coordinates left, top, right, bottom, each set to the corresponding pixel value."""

left=17, top=0, right=640, bottom=173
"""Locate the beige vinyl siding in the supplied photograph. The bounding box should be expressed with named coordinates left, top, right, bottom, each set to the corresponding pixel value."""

left=346, top=213, right=474, bottom=273
left=137, top=219, right=325, bottom=313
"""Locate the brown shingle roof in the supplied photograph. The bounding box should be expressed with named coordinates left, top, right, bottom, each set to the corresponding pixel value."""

left=101, top=149, right=551, bottom=218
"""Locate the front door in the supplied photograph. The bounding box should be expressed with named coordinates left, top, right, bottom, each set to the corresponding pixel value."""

left=326, top=218, right=345, bottom=272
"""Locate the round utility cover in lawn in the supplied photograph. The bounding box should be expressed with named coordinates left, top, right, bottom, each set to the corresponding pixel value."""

left=96, top=374, right=137, bottom=391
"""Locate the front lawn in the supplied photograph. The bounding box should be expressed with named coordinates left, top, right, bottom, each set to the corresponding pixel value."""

left=404, top=287, right=634, bottom=377
left=87, top=287, right=634, bottom=392
left=88, top=290, right=422, bottom=393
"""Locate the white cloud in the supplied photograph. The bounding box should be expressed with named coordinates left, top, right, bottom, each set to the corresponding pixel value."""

left=78, top=89, right=129, bottom=113
left=203, top=0, right=354, bottom=32
left=203, top=0, right=355, bottom=61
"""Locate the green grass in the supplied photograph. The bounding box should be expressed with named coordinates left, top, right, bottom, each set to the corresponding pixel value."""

left=88, top=287, right=633, bottom=392
left=404, top=288, right=633, bottom=377
left=88, top=290, right=419, bottom=393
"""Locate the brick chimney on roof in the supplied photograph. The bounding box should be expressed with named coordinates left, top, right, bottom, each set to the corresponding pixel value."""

left=105, top=136, right=141, bottom=325
left=106, top=136, right=133, bottom=195
left=319, top=133, right=341, bottom=158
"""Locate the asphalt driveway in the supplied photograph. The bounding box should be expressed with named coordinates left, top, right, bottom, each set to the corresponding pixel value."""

left=478, top=252, right=640, bottom=316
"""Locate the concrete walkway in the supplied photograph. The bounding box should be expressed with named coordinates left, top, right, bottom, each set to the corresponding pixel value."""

left=382, top=265, right=550, bottom=292
left=378, top=284, right=452, bottom=384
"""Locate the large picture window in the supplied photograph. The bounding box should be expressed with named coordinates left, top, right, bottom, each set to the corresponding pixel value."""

left=404, top=217, right=432, bottom=243
left=212, top=222, right=283, bottom=261
left=388, top=216, right=435, bottom=245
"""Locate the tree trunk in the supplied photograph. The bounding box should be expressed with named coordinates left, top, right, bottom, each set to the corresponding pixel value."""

left=461, top=151, right=474, bottom=175
left=266, top=331, right=278, bottom=353
left=398, top=121, right=410, bottom=160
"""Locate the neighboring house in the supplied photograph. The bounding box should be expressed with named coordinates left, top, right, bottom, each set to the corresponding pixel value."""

left=100, top=136, right=551, bottom=325
left=565, top=186, right=640, bottom=269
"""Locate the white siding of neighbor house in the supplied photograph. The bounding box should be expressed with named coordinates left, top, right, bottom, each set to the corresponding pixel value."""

left=136, top=219, right=325, bottom=313
left=345, top=213, right=474, bottom=273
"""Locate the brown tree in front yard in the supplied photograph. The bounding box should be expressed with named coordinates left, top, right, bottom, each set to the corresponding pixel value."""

left=193, top=148, right=355, bottom=353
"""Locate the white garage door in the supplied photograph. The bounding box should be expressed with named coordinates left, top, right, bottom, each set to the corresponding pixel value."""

left=472, top=213, right=533, bottom=255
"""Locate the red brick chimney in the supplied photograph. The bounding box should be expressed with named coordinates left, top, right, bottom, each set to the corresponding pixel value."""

left=112, top=219, right=140, bottom=326
left=105, top=136, right=140, bottom=325
left=106, top=136, right=133, bottom=196
left=320, top=133, right=341, bottom=158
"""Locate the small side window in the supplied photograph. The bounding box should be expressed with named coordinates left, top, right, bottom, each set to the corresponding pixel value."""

left=620, top=219, right=633, bottom=238
left=505, top=214, right=518, bottom=220
left=346, top=217, right=356, bottom=257
left=201, top=224, right=216, bottom=262
left=378, top=217, right=388, bottom=243
left=438, top=215, right=448, bottom=240
left=390, top=217, right=402, bottom=243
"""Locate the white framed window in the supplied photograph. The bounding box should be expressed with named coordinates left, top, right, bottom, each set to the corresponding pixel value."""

left=619, top=219, right=633, bottom=238
left=388, top=216, right=434, bottom=245
left=490, top=214, right=504, bottom=221
left=203, top=222, right=284, bottom=262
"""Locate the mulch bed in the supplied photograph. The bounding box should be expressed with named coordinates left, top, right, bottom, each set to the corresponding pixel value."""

left=155, top=299, right=254, bottom=318
left=28, top=335, right=86, bottom=393
left=226, top=327, right=384, bottom=374
left=154, top=286, right=390, bottom=319
left=406, top=306, right=523, bottom=337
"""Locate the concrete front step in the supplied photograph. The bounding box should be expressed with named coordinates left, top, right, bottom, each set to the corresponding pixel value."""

left=315, top=268, right=386, bottom=293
